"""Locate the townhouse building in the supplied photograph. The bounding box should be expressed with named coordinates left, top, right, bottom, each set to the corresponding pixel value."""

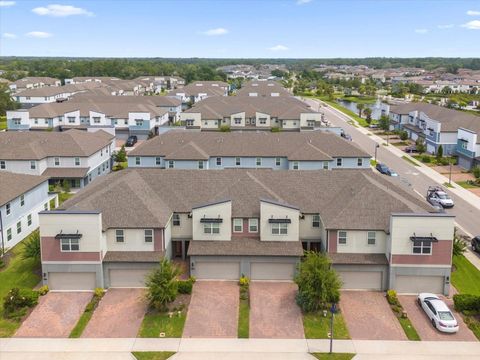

left=168, top=81, right=229, bottom=105
left=9, top=77, right=61, bottom=93
left=0, top=172, right=57, bottom=251
left=65, top=76, right=154, bottom=95
left=0, top=130, right=114, bottom=189
left=179, top=96, right=323, bottom=131
left=236, top=80, right=291, bottom=97
left=134, top=76, right=185, bottom=92
left=128, top=131, right=371, bottom=170
left=389, top=103, right=480, bottom=169
left=39, top=168, right=453, bottom=295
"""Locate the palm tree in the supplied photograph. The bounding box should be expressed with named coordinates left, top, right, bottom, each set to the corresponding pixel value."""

left=357, top=103, right=365, bottom=117
left=363, top=108, right=372, bottom=123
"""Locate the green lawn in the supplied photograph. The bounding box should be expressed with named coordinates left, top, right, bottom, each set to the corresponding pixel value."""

left=401, top=156, right=420, bottom=167
left=340, top=95, right=377, bottom=104
left=398, top=316, right=421, bottom=341
left=303, top=312, right=350, bottom=339
left=443, top=182, right=454, bottom=188
left=311, top=353, right=355, bottom=360
left=138, top=310, right=186, bottom=338
left=452, top=255, right=480, bottom=296
left=238, top=299, right=249, bottom=338
left=0, top=243, right=41, bottom=337
left=69, top=293, right=100, bottom=338
left=322, top=99, right=370, bottom=127
left=132, top=352, right=175, bottom=360
left=0, top=116, right=6, bottom=130
left=456, top=181, right=480, bottom=189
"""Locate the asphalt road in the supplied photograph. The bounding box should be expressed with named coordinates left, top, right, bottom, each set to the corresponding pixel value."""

left=304, top=98, right=480, bottom=241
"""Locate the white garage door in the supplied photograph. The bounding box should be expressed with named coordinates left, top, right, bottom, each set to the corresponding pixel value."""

left=48, top=272, right=96, bottom=291
left=251, top=262, right=295, bottom=280
left=339, top=271, right=382, bottom=290
left=395, top=275, right=444, bottom=294
left=109, top=269, right=150, bottom=288
left=195, top=262, right=240, bottom=280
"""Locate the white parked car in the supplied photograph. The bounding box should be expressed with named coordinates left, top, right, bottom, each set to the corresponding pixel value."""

left=417, top=293, right=459, bottom=333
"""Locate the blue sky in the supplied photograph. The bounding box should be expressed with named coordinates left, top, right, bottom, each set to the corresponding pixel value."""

left=1, top=0, right=479, bottom=58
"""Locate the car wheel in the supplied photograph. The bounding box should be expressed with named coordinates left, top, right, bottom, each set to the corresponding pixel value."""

left=432, top=319, right=436, bottom=329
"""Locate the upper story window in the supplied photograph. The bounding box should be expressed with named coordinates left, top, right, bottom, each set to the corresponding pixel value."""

left=13, top=118, right=21, bottom=125
left=338, top=231, right=347, bottom=245
left=272, top=223, right=288, bottom=235
left=336, top=158, right=342, bottom=167
left=61, top=238, right=79, bottom=252
left=367, top=231, right=376, bottom=245
left=44, top=203, right=48, bottom=211
left=173, top=213, right=180, bottom=226
left=168, top=160, right=175, bottom=169
left=259, top=118, right=267, bottom=124
left=249, top=218, right=258, bottom=233
left=234, top=118, right=242, bottom=125
left=144, top=229, right=153, bottom=243
left=135, top=157, right=141, bottom=166
left=155, top=157, right=161, bottom=166
left=323, top=161, right=329, bottom=170
left=198, top=161, right=204, bottom=169
left=203, top=222, right=220, bottom=234
left=235, top=157, right=241, bottom=166
left=233, top=219, right=243, bottom=232
left=136, top=120, right=144, bottom=126
left=312, top=214, right=320, bottom=228
left=256, top=157, right=262, bottom=167
left=357, top=158, right=363, bottom=167
left=216, top=157, right=222, bottom=166
left=68, top=117, right=75, bottom=123
left=75, top=157, right=80, bottom=166
left=44, top=119, right=49, bottom=125
left=275, top=158, right=281, bottom=167
left=461, top=141, right=468, bottom=150
left=20, top=195, right=25, bottom=207
left=413, top=240, right=431, bottom=254
left=0, top=160, right=5, bottom=170
left=293, top=161, right=299, bottom=170
left=186, top=119, right=194, bottom=127
left=6, top=228, right=12, bottom=242
left=54, top=158, right=60, bottom=166
left=16, top=221, right=21, bottom=234
left=27, top=214, right=32, bottom=226
left=93, top=117, right=101, bottom=124
left=115, top=229, right=125, bottom=243
left=6, top=202, right=11, bottom=216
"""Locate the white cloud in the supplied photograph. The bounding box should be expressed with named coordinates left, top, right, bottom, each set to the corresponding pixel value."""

left=0, top=1, right=15, bottom=7
left=202, top=28, right=229, bottom=36
left=268, top=44, right=289, bottom=51
left=414, top=28, right=429, bottom=34
left=2, top=32, right=17, bottom=38
left=437, top=24, right=454, bottom=29
left=26, top=31, right=53, bottom=38
left=461, top=20, right=480, bottom=29
left=466, top=10, right=480, bottom=16
left=32, top=4, right=93, bottom=17
left=296, top=0, right=313, bottom=4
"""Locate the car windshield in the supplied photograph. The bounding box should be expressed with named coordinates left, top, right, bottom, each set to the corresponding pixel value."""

left=438, top=311, right=454, bottom=321
left=437, top=193, right=448, bottom=199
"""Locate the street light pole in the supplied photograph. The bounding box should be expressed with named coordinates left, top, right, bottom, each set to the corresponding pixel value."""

left=374, top=144, right=380, bottom=163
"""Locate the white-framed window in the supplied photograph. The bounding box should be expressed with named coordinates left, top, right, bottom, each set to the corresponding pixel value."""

left=155, top=157, right=161, bottom=166
left=256, top=157, right=262, bottom=166
left=44, top=202, right=48, bottom=211
left=0, top=160, right=5, bottom=170
left=367, top=231, right=376, bottom=245
left=16, top=221, right=21, bottom=234
left=338, top=231, right=347, bottom=245
left=198, top=161, right=204, bottom=169
left=168, top=160, right=175, bottom=169
left=461, top=141, right=468, bottom=150
left=293, top=161, right=299, bottom=170
left=13, top=118, right=21, bottom=125
left=312, top=214, right=320, bottom=228
left=44, top=119, right=48, bottom=125
left=233, top=219, right=243, bottom=232
left=135, top=157, right=141, bottom=166
left=20, top=195, right=25, bottom=206
left=54, top=157, right=60, bottom=166
left=75, top=157, right=80, bottom=166
left=272, top=223, right=288, bottom=235
left=93, top=117, right=101, bottom=124
left=186, top=119, right=194, bottom=127
left=135, top=120, right=143, bottom=127
left=234, top=118, right=241, bottom=125
left=203, top=222, right=220, bottom=234
left=97, top=167, right=101, bottom=175
left=115, top=229, right=125, bottom=243
left=336, top=158, right=342, bottom=167
left=323, top=161, right=329, bottom=170
left=61, top=238, right=79, bottom=252
left=144, top=229, right=153, bottom=243
left=30, top=161, right=36, bottom=170
left=173, top=213, right=180, bottom=226
left=27, top=214, right=32, bottom=226
left=6, top=203, right=11, bottom=216
left=259, top=118, right=267, bottom=124
left=249, top=218, right=258, bottom=233
left=235, top=157, right=241, bottom=166
left=413, top=240, right=432, bottom=255
left=216, top=157, right=222, bottom=166
left=68, top=117, right=75, bottom=124
left=357, top=158, right=363, bottom=167
left=6, top=228, right=12, bottom=242
left=275, top=157, right=281, bottom=167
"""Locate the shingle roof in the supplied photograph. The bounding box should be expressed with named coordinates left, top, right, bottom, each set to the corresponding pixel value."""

left=0, top=172, right=48, bottom=206
left=16, top=82, right=104, bottom=97
left=42, top=167, right=90, bottom=179
left=103, top=251, right=164, bottom=262
left=168, top=81, right=228, bottom=97
left=129, top=130, right=368, bottom=160
left=0, top=129, right=114, bottom=160
left=236, top=80, right=291, bottom=97
left=60, top=168, right=433, bottom=232
left=328, top=253, right=389, bottom=265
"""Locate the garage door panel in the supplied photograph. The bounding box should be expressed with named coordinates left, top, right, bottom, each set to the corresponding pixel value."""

left=195, top=262, right=240, bottom=280
left=339, top=271, right=382, bottom=290
left=395, top=275, right=444, bottom=294
left=48, top=272, right=96, bottom=291
left=251, top=263, right=295, bottom=280
left=109, top=269, right=150, bottom=287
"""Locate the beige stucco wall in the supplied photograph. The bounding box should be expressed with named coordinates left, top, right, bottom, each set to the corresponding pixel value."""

left=180, top=112, right=201, bottom=127
left=260, top=201, right=299, bottom=241
left=299, top=214, right=323, bottom=240
left=300, top=113, right=322, bottom=127
left=336, top=230, right=387, bottom=254
left=230, top=112, right=246, bottom=127
left=255, top=112, right=271, bottom=128
left=171, top=213, right=193, bottom=238
left=105, top=228, right=155, bottom=251
left=192, top=201, right=232, bottom=241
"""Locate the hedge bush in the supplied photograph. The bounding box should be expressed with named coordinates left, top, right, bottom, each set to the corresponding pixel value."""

left=386, top=289, right=400, bottom=306
left=178, top=276, right=196, bottom=295
left=453, top=294, right=480, bottom=313
left=3, top=288, right=39, bottom=319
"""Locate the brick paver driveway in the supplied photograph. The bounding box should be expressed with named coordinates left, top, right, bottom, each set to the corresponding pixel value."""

left=399, top=295, right=477, bottom=341
left=82, top=288, right=146, bottom=338
left=250, top=282, right=304, bottom=339
left=15, top=292, right=92, bottom=338
left=183, top=281, right=239, bottom=338
left=340, top=291, right=406, bottom=340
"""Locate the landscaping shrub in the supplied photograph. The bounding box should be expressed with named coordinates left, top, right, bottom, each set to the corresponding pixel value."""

left=3, top=288, right=39, bottom=318
left=22, top=230, right=41, bottom=262
left=219, top=125, right=231, bottom=132
left=399, top=131, right=408, bottom=141
left=473, top=166, right=480, bottom=180
left=386, top=289, right=400, bottom=306
left=239, top=275, right=250, bottom=287
left=146, top=259, right=181, bottom=312
left=453, top=294, right=480, bottom=312
left=421, top=155, right=431, bottom=163
left=178, top=277, right=196, bottom=295
left=239, top=276, right=250, bottom=301
left=94, top=287, right=105, bottom=298
left=271, top=127, right=281, bottom=133
left=37, top=285, right=49, bottom=296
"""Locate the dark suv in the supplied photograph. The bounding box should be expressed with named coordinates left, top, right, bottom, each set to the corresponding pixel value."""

left=125, top=135, right=138, bottom=147
left=471, top=236, right=480, bottom=253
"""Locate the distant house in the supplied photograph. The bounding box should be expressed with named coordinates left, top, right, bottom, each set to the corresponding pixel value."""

left=9, top=77, right=61, bottom=93
left=168, top=81, right=229, bottom=105
left=236, top=80, right=291, bottom=97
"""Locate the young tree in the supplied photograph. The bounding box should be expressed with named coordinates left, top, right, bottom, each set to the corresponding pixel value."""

left=436, top=145, right=443, bottom=159
left=416, top=138, right=426, bottom=154
left=62, top=179, right=71, bottom=193
left=378, top=115, right=390, bottom=131
left=145, top=259, right=181, bottom=312
left=115, top=145, right=127, bottom=163
left=400, top=130, right=408, bottom=141
left=22, top=230, right=41, bottom=262
left=363, top=108, right=372, bottom=124
left=357, top=103, right=365, bottom=117
left=295, top=252, right=341, bottom=312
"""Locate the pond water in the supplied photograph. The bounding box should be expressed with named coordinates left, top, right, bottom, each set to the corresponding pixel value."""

left=337, top=99, right=389, bottom=120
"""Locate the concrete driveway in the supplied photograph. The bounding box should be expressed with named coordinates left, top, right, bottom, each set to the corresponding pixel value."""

left=183, top=281, right=239, bottom=338
left=15, top=292, right=92, bottom=338
left=82, top=288, right=146, bottom=338
left=250, top=282, right=304, bottom=339
left=399, top=295, right=477, bottom=341
left=340, top=291, right=406, bottom=340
